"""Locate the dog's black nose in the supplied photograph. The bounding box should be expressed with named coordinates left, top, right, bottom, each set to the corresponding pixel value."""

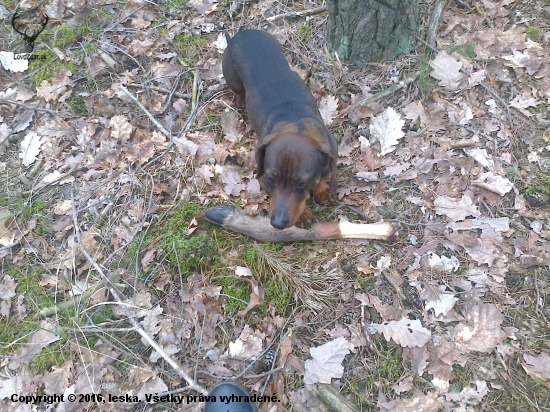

left=270, top=212, right=290, bottom=230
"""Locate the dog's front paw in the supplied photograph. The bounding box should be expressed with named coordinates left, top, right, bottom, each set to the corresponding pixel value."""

left=295, top=208, right=317, bottom=229
left=312, top=180, right=332, bottom=205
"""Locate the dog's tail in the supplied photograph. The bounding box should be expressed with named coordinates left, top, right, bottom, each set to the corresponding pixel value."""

left=205, top=206, right=398, bottom=242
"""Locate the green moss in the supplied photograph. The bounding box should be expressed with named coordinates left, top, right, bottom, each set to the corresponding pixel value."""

left=380, top=348, right=403, bottom=380
left=91, top=306, right=114, bottom=325
left=417, top=50, right=437, bottom=97
left=29, top=50, right=77, bottom=85
left=166, top=233, right=217, bottom=275
left=525, top=26, right=542, bottom=42
left=243, top=242, right=284, bottom=271
left=313, top=206, right=334, bottom=222
left=69, top=95, right=88, bottom=113
left=457, top=41, right=477, bottom=59
left=28, top=10, right=111, bottom=84
left=160, top=202, right=219, bottom=276
left=264, top=278, right=292, bottom=308
left=243, top=246, right=260, bottom=267
left=174, top=34, right=209, bottom=66
left=29, top=340, right=69, bottom=374
left=297, top=24, right=312, bottom=42
left=528, top=103, right=546, bottom=115
left=448, top=41, right=477, bottom=59
left=15, top=267, right=57, bottom=309
left=217, top=276, right=248, bottom=314
left=38, top=10, right=111, bottom=48
left=0, top=317, right=36, bottom=355
left=525, top=173, right=550, bottom=197
left=168, top=202, right=200, bottom=231
left=167, top=0, right=189, bottom=9
left=354, top=275, right=376, bottom=290
left=21, top=198, right=47, bottom=217
left=506, top=162, right=520, bottom=181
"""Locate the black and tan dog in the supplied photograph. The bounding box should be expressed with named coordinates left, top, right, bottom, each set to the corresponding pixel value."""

left=222, top=30, right=338, bottom=229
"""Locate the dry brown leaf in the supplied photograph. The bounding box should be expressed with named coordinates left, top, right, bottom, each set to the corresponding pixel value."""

left=221, top=109, right=242, bottom=143
left=221, top=167, right=245, bottom=196
left=445, top=380, right=489, bottom=404
left=195, top=164, right=214, bottom=187
left=404, top=346, right=429, bottom=376
left=304, top=337, right=350, bottom=384
left=228, top=325, right=263, bottom=360
left=369, top=107, right=405, bottom=156
left=447, top=217, right=510, bottom=234
left=429, top=51, right=463, bottom=90
left=472, top=172, right=513, bottom=196
left=110, top=115, right=134, bottom=141
left=450, top=303, right=506, bottom=353
left=318, top=95, right=338, bottom=125
left=391, top=375, right=414, bottom=395
left=463, top=238, right=499, bottom=266
left=136, top=375, right=169, bottom=401
left=380, top=390, right=449, bottom=411
left=36, top=69, right=72, bottom=102
left=8, top=321, right=60, bottom=369
left=140, top=306, right=163, bottom=348
left=370, top=318, right=431, bottom=348
left=434, top=195, right=480, bottom=222
left=18, top=131, right=45, bottom=167
left=420, top=283, right=458, bottom=317
left=522, top=352, right=550, bottom=380
left=188, top=0, right=218, bottom=14
left=356, top=293, right=397, bottom=321
left=126, top=140, right=155, bottom=165
left=173, top=135, right=199, bottom=158
left=41, top=360, right=72, bottom=395
left=234, top=266, right=262, bottom=316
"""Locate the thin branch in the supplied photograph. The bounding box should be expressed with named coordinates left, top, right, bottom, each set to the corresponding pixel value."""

left=426, top=0, right=448, bottom=48
left=70, top=192, right=207, bottom=395
left=33, top=269, right=124, bottom=319
left=266, top=5, right=326, bottom=22
left=358, top=71, right=420, bottom=106
left=119, top=85, right=171, bottom=136
left=0, top=99, right=75, bottom=117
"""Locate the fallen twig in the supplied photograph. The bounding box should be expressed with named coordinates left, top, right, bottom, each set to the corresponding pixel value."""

left=426, top=0, right=448, bottom=48
left=0, top=99, right=75, bottom=117
left=358, top=71, right=420, bottom=106
left=70, top=192, right=207, bottom=395
left=120, top=85, right=171, bottom=136
left=266, top=6, right=326, bottom=22
left=34, top=269, right=124, bottom=319
left=311, top=383, right=360, bottom=412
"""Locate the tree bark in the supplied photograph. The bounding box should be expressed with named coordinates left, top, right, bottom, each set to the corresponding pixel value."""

left=327, top=0, right=419, bottom=66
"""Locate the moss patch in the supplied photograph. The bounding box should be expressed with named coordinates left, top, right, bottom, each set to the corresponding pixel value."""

left=173, top=34, right=209, bottom=66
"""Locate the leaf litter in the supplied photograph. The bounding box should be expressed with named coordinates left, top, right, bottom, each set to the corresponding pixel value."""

left=0, top=0, right=550, bottom=411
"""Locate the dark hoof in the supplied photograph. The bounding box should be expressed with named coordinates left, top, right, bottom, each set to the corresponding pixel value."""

left=205, top=206, right=237, bottom=226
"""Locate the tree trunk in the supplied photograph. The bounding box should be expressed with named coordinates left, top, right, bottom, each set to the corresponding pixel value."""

left=327, top=0, right=419, bottom=66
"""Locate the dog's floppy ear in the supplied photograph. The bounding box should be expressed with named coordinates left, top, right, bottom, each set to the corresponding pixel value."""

left=318, top=144, right=337, bottom=193
left=255, top=133, right=278, bottom=178
left=255, top=143, right=268, bottom=178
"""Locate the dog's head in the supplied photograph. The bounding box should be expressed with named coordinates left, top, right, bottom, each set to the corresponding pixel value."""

left=255, top=132, right=336, bottom=229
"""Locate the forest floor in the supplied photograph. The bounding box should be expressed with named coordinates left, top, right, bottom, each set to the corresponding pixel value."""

left=1, top=0, right=550, bottom=411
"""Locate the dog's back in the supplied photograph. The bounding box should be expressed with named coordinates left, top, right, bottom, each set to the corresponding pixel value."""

left=222, top=30, right=322, bottom=138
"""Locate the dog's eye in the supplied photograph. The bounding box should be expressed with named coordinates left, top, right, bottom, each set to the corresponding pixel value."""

left=296, top=181, right=308, bottom=191
left=264, top=176, right=276, bottom=187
